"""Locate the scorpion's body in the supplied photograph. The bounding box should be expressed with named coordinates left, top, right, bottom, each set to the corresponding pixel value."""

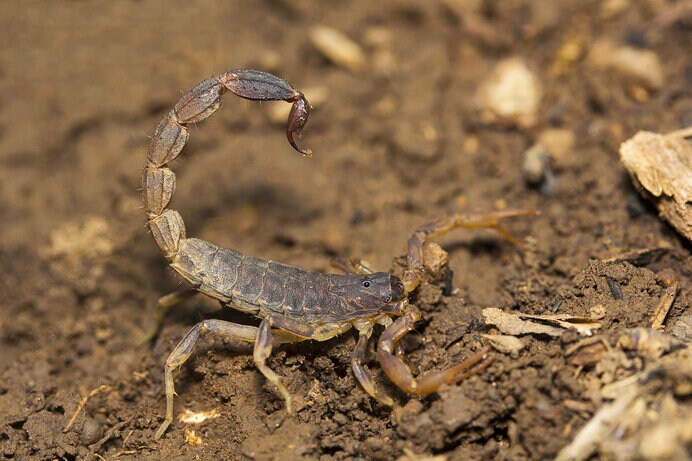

left=143, top=69, right=534, bottom=439
left=172, top=237, right=398, bottom=324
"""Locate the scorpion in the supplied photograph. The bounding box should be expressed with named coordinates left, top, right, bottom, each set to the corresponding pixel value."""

left=142, top=69, right=535, bottom=439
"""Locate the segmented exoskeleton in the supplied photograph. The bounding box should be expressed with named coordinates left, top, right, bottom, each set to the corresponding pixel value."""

left=142, top=69, right=535, bottom=439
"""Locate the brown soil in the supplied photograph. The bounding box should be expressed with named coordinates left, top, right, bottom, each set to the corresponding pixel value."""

left=1, top=1, right=690, bottom=460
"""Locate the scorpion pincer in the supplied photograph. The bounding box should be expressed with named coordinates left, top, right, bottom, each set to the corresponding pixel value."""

left=142, top=69, right=535, bottom=439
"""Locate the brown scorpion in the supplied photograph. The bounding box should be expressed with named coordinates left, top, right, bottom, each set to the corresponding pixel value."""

left=142, top=69, right=535, bottom=439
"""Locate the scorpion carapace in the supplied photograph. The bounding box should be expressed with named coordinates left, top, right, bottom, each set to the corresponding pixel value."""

left=143, top=69, right=537, bottom=439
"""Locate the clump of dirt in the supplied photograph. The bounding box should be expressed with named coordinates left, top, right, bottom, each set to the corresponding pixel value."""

left=1, top=1, right=691, bottom=460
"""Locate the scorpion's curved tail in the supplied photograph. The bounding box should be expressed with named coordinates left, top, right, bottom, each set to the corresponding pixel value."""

left=142, top=70, right=311, bottom=261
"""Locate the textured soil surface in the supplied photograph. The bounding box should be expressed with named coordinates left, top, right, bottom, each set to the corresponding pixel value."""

left=1, top=1, right=691, bottom=460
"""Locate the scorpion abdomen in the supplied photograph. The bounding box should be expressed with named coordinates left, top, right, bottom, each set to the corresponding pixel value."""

left=170, top=237, right=346, bottom=320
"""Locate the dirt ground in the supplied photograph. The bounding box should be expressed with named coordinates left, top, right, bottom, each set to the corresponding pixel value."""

left=1, top=1, right=691, bottom=460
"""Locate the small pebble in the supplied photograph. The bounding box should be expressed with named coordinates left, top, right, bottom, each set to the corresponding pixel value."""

left=476, top=57, right=542, bottom=127
left=589, top=40, right=664, bottom=89
left=482, top=334, right=525, bottom=356
left=522, top=143, right=550, bottom=185
left=522, top=143, right=557, bottom=195
left=423, top=242, right=448, bottom=277
left=80, top=417, right=102, bottom=446
left=309, top=26, right=366, bottom=72
left=589, top=304, right=606, bottom=320
left=670, top=315, right=692, bottom=342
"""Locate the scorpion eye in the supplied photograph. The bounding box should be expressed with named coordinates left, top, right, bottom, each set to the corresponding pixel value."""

left=362, top=281, right=371, bottom=288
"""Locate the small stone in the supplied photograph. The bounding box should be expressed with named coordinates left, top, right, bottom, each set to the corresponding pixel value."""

left=482, top=334, right=525, bottom=355
left=476, top=57, right=543, bottom=127
left=423, top=242, right=448, bottom=278
left=309, top=26, right=366, bottom=72
left=79, top=417, right=102, bottom=446
left=522, top=143, right=550, bottom=185
left=670, top=315, right=692, bottom=342
left=589, top=304, right=606, bottom=320
left=589, top=40, right=664, bottom=89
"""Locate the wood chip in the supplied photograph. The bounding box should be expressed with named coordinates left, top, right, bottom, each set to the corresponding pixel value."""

left=555, top=384, right=641, bottom=461
left=603, top=246, right=673, bottom=266
left=651, top=282, right=678, bottom=330
left=620, top=130, right=692, bottom=241
left=616, top=328, right=686, bottom=358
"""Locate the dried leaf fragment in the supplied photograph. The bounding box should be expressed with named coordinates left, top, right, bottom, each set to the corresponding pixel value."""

left=521, top=313, right=602, bottom=336
left=483, top=307, right=563, bottom=337
left=483, top=308, right=602, bottom=337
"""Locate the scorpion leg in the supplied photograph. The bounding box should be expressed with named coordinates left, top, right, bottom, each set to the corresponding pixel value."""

left=352, top=327, right=395, bottom=406
left=139, top=288, right=198, bottom=345
left=403, top=209, right=538, bottom=294
left=329, top=252, right=411, bottom=404
left=376, top=308, right=493, bottom=395
left=155, top=319, right=303, bottom=439
left=255, top=314, right=351, bottom=413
